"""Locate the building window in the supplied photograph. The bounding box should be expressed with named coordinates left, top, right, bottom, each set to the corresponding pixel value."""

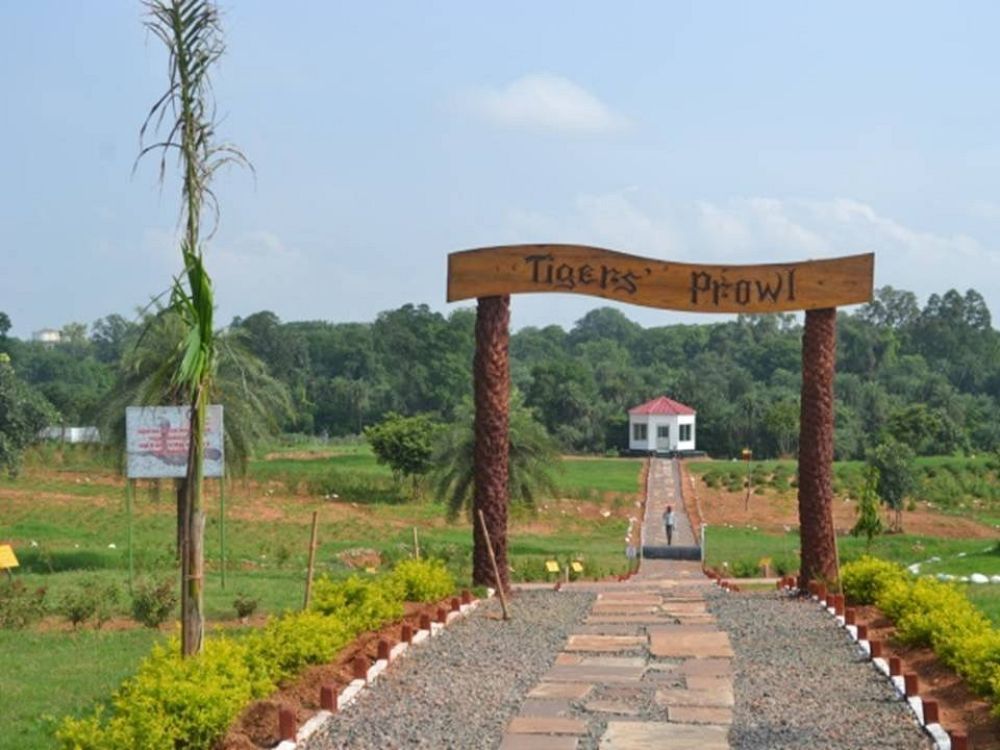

left=679, top=424, right=692, bottom=442
left=633, top=423, right=647, bottom=441
left=657, top=425, right=670, bottom=439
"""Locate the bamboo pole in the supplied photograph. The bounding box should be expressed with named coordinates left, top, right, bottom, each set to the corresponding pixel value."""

left=219, top=478, right=227, bottom=590
left=412, top=526, right=420, bottom=560
left=477, top=509, right=509, bottom=621
left=303, top=510, right=319, bottom=610
left=126, top=479, right=134, bottom=595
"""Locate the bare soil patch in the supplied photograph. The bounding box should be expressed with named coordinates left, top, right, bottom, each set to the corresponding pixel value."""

left=262, top=450, right=347, bottom=461
left=680, top=462, right=996, bottom=539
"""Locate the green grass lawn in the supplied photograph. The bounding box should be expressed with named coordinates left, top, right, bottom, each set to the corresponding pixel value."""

left=966, top=586, right=1000, bottom=625
left=916, top=542, right=1000, bottom=577
left=704, top=525, right=995, bottom=572
left=0, top=628, right=165, bottom=750
left=556, top=457, right=643, bottom=496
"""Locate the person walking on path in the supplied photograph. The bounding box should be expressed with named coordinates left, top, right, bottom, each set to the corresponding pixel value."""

left=662, top=505, right=676, bottom=545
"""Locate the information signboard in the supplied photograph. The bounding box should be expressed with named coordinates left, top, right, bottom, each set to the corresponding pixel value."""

left=125, top=405, right=224, bottom=479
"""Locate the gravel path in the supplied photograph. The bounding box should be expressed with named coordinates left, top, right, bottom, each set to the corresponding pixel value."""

left=304, top=590, right=594, bottom=750
left=709, top=591, right=932, bottom=750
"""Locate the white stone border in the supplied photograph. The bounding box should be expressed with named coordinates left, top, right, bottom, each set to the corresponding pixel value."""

left=273, top=590, right=492, bottom=749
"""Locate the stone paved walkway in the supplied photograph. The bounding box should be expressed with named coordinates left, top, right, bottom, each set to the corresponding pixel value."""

left=502, top=460, right=732, bottom=749
left=642, top=458, right=696, bottom=549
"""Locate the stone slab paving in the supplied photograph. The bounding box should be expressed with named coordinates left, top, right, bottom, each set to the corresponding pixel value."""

left=502, top=580, right=734, bottom=748
left=650, top=629, right=735, bottom=659
left=642, top=458, right=696, bottom=548
left=499, top=736, right=580, bottom=750
left=508, top=717, right=589, bottom=735
left=668, top=706, right=734, bottom=724
left=502, top=459, right=733, bottom=748
left=600, top=721, right=729, bottom=749
left=565, top=635, right=647, bottom=652
left=528, top=683, right=594, bottom=700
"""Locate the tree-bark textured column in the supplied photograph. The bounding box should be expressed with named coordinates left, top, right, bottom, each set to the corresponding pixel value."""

left=472, top=295, right=511, bottom=591
left=797, top=307, right=839, bottom=588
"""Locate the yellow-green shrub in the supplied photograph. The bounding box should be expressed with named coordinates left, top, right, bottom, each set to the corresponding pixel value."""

left=842, top=556, right=1000, bottom=717
left=247, top=610, right=353, bottom=683
left=58, top=637, right=273, bottom=750
left=311, top=574, right=403, bottom=630
left=937, top=628, right=1000, bottom=696
left=886, top=578, right=985, bottom=649
left=59, top=561, right=428, bottom=749
left=389, top=558, right=455, bottom=602
left=840, top=556, right=906, bottom=605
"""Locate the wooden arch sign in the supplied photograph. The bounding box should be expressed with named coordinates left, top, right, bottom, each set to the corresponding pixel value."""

left=448, top=243, right=875, bottom=593
left=448, top=244, right=874, bottom=313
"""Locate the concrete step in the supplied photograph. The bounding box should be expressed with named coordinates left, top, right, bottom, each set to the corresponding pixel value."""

left=642, top=545, right=702, bottom=561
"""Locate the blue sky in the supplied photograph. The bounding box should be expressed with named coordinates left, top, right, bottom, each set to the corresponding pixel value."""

left=3, top=1, right=1000, bottom=337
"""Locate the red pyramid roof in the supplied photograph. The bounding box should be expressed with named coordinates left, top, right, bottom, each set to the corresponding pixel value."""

left=628, top=396, right=696, bottom=416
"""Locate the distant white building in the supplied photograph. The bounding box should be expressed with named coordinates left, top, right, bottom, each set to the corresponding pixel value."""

left=39, top=426, right=102, bottom=444
left=628, top=396, right=696, bottom=453
left=32, top=329, right=61, bottom=345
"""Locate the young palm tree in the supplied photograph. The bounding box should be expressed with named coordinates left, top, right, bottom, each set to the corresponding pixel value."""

left=433, top=392, right=560, bottom=520
left=139, top=0, right=249, bottom=655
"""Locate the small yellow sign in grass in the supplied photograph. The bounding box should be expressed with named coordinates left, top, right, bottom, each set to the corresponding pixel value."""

left=0, top=544, right=19, bottom=569
left=545, top=560, right=560, bottom=573
left=571, top=561, right=584, bottom=573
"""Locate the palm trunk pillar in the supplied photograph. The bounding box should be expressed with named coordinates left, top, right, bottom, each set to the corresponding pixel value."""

left=797, top=307, right=839, bottom=589
left=472, top=295, right=511, bottom=592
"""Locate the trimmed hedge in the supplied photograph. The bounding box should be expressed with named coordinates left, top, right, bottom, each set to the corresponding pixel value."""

left=57, top=559, right=456, bottom=750
left=841, top=556, right=1000, bottom=716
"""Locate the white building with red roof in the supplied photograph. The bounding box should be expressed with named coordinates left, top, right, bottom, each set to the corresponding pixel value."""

left=628, top=396, right=696, bottom=453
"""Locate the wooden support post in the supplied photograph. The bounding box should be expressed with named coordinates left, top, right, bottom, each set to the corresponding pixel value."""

left=219, top=478, right=227, bottom=590
left=303, top=510, right=319, bottom=610
left=413, top=526, right=420, bottom=560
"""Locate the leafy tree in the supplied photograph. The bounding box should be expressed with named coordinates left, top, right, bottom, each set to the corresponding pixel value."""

left=10, top=341, right=112, bottom=424
left=313, top=376, right=370, bottom=436
left=432, top=393, right=558, bottom=519
left=364, top=412, right=439, bottom=493
left=0, top=356, right=57, bottom=477
left=568, top=307, right=642, bottom=350
left=232, top=310, right=310, bottom=382
left=140, top=0, right=249, bottom=656
left=850, top=464, right=883, bottom=550
left=763, top=399, right=798, bottom=457
left=91, top=314, right=136, bottom=364
left=868, top=440, right=917, bottom=532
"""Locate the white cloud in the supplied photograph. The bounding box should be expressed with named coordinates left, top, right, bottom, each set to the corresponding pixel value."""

left=463, top=73, right=629, bottom=134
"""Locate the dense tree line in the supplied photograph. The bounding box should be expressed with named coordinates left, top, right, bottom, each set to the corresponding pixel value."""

left=2, top=286, right=1000, bottom=461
